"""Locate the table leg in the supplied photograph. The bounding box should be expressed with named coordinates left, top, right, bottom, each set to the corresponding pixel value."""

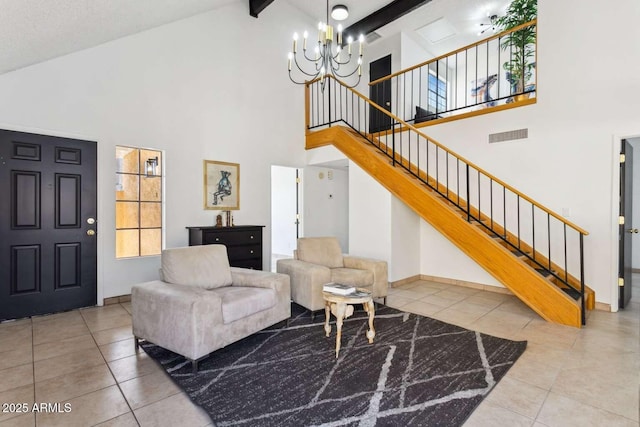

left=365, top=300, right=376, bottom=343
left=334, top=302, right=347, bottom=358
left=324, top=301, right=331, bottom=337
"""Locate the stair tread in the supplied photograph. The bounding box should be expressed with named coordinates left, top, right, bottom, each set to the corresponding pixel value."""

left=559, top=286, right=582, bottom=300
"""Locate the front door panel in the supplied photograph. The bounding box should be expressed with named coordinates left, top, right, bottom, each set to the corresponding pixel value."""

left=0, top=130, right=97, bottom=320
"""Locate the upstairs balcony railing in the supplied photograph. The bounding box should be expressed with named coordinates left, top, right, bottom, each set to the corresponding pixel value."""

left=368, top=19, right=537, bottom=128
left=306, top=73, right=588, bottom=325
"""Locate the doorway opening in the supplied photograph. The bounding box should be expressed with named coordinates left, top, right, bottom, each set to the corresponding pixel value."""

left=270, top=166, right=302, bottom=272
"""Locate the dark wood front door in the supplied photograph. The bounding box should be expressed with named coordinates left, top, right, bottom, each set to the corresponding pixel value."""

left=0, top=130, right=97, bottom=320
left=369, top=54, right=392, bottom=133
left=619, top=139, right=634, bottom=309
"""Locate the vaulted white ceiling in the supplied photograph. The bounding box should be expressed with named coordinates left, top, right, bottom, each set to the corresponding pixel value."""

left=0, top=0, right=508, bottom=75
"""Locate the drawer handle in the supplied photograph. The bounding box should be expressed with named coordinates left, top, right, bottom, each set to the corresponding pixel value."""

left=250, top=250, right=254, bottom=254
left=215, top=237, right=220, bottom=241
left=250, top=235, right=254, bottom=239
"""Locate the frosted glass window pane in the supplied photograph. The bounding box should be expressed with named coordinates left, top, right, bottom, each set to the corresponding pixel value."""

left=115, top=174, right=139, bottom=201
left=116, top=147, right=139, bottom=174
left=141, top=229, right=161, bottom=256
left=140, top=203, right=161, bottom=228
left=140, top=149, right=162, bottom=177
left=140, top=177, right=161, bottom=201
left=116, top=229, right=139, bottom=258
left=116, top=202, right=139, bottom=229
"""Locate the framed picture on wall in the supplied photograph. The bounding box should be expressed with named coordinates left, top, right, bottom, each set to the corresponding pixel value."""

left=204, top=160, right=240, bottom=210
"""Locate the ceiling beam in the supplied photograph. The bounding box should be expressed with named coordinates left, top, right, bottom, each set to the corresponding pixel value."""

left=343, top=0, right=431, bottom=39
left=249, top=0, right=275, bottom=18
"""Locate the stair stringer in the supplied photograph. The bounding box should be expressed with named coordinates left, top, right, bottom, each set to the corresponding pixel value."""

left=308, top=126, right=582, bottom=328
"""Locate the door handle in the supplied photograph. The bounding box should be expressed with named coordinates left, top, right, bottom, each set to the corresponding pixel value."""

left=87, top=229, right=96, bottom=236
left=385, top=101, right=391, bottom=107
left=626, top=228, right=639, bottom=234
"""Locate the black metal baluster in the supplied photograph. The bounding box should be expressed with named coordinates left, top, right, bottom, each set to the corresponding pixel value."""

left=580, top=233, right=585, bottom=325
left=517, top=195, right=521, bottom=249
left=490, top=179, right=494, bottom=231
left=466, top=164, right=470, bottom=221
left=564, top=224, right=568, bottom=285
left=503, top=187, right=507, bottom=239
left=547, top=213, right=552, bottom=273
left=532, top=205, right=536, bottom=261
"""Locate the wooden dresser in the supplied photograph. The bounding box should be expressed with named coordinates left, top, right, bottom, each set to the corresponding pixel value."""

left=186, top=225, right=264, bottom=270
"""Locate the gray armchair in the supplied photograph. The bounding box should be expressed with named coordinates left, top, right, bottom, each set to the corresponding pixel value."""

left=276, top=237, right=388, bottom=314
left=132, top=245, right=290, bottom=372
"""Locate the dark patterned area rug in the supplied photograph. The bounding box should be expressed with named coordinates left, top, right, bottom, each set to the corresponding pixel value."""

left=141, top=304, right=526, bottom=426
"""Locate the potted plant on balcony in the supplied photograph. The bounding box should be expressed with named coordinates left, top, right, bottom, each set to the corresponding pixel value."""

left=496, top=0, right=537, bottom=100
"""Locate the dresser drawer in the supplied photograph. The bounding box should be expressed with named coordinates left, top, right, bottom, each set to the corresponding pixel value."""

left=202, top=230, right=262, bottom=245
left=226, top=244, right=261, bottom=260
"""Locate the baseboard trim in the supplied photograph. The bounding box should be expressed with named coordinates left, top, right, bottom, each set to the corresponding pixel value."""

left=390, top=275, right=421, bottom=287
left=594, top=302, right=612, bottom=312
left=103, top=294, right=131, bottom=305
left=633, top=268, right=640, bottom=274
left=391, top=274, right=513, bottom=296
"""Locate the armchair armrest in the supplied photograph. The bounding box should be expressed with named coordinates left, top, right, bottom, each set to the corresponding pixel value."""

left=230, top=268, right=291, bottom=299
left=343, top=255, right=388, bottom=298
left=276, top=259, right=331, bottom=311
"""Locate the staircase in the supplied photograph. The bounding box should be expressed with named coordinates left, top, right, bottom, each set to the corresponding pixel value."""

left=304, top=76, right=593, bottom=328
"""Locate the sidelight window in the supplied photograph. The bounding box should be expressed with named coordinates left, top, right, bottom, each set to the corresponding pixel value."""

left=115, top=146, right=163, bottom=258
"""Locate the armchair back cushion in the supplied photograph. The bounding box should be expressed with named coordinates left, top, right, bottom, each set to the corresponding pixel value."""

left=296, top=237, right=344, bottom=268
left=161, top=245, right=232, bottom=289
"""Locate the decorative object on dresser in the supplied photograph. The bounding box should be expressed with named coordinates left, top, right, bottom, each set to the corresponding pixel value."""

left=203, top=160, right=239, bottom=210
left=187, top=225, right=264, bottom=270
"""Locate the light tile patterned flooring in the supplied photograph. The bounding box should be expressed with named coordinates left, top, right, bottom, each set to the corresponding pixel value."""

left=0, top=276, right=638, bottom=426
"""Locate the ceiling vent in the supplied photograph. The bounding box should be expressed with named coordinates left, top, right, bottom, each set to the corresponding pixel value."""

left=416, top=17, right=457, bottom=44
left=366, top=31, right=382, bottom=44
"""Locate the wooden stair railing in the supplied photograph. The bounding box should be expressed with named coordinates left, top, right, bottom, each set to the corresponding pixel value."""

left=304, top=76, right=592, bottom=327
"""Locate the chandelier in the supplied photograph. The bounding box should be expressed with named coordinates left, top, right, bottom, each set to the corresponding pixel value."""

left=287, top=1, right=364, bottom=90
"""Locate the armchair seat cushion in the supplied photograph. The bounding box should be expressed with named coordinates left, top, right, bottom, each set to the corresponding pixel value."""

left=216, top=287, right=277, bottom=324
left=330, top=268, right=374, bottom=287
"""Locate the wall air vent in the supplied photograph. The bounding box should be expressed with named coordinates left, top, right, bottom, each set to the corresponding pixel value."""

left=366, top=31, right=382, bottom=43
left=488, top=128, right=528, bottom=143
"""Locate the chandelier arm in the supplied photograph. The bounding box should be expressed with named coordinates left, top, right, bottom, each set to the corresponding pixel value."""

left=331, top=74, right=362, bottom=89
left=294, top=53, right=323, bottom=77
left=330, top=62, right=361, bottom=79
left=288, top=69, right=319, bottom=85
left=332, top=53, right=355, bottom=66
left=302, top=45, right=323, bottom=63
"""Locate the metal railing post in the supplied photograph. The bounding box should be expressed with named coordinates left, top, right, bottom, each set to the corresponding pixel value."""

left=580, top=233, right=585, bottom=325
left=392, top=121, right=396, bottom=166
left=466, top=164, right=470, bottom=221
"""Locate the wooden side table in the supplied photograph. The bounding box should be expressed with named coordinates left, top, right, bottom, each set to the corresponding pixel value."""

left=322, top=289, right=375, bottom=358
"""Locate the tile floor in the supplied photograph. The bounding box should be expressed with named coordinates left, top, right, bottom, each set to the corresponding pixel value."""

left=0, top=276, right=638, bottom=426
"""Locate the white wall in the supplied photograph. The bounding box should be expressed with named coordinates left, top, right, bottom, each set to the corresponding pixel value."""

left=302, top=166, right=349, bottom=251
left=391, top=196, right=421, bottom=281
left=349, top=161, right=391, bottom=263
left=0, top=1, right=313, bottom=300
